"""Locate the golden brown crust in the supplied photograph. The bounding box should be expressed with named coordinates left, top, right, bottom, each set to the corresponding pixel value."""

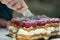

left=51, top=23, right=59, bottom=27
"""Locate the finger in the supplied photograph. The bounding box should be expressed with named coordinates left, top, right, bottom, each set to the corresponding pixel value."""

left=11, top=2, right=22, bottom=10
left=6, top=0, right=18, bottom=10
left=1, top=0, right=9, bottom=4
left=21, top=0, right=28, bottom=8
left=16, top=1, right=28, bottom=13
left=7, top=0, right=18, bottom=7
left=16, top=6, right=28, bottom=13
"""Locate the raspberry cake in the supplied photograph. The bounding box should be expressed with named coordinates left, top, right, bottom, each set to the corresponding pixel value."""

left=9, top=15, right=60, bottom=40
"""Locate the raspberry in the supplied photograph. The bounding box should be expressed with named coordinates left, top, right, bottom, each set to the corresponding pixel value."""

left=25, top=22, right=31, bottom=28
left=20, top=22, right=25, bottom=27
left=31, top=22, right=37, bottom=27
left=37, top=21, right=46, bottom=26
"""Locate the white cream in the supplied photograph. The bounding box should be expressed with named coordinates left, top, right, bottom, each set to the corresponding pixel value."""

left=47, top=27, right=55, bottom=32
left=9, top=26, right=14, bottom=30
left=59, top=26, right=60, bottom=31
left=58, top=26, right=60, bottom=35
left=55, top=27, right=59, bottom=31
left=17, top=28, right=47, bottom=35
left=12, top=28, right=17, bottom=32
left=46, top=27, right=55, bottom=34
left=9, top=26, right=17, bottom=32
left=17, top=29, right=29, bottom=35
left=34, top=28, right=46, bottom=34
left=29, top=30, right=35, bottom=35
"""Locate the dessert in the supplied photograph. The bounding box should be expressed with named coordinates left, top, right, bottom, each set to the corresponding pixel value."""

left=9, top=15, right=60, bottom=40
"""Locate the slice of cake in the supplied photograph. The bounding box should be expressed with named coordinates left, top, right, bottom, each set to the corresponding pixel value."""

left=9, top=15, right=60, bottom=40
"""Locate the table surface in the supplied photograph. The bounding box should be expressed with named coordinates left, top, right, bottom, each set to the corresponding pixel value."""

left=0, top=28, right=60, bottom=40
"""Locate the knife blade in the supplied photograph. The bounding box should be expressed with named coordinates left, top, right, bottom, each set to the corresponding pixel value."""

left=22, top=9, right=35, bottom=17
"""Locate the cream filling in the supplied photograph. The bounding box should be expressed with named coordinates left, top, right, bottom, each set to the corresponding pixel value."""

left=46, top=27, right=56, bottom=34
left=56, top=26, right=60, bottom=35
left=9, top=26, right=59, bottom=35
left=17, top=27, right=59, bottom=35
left=59, top=26, right=60, bottom=31
left=9, top=26, right=17, bottom=32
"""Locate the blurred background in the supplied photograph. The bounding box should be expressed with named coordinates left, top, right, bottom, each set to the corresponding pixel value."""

left=13, top=0, right=60, bottom=18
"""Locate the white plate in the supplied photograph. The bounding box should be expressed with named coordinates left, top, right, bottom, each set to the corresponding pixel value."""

left=51, top=38, right=60, bottom=40
left=0, top=28, right=12, bottom=40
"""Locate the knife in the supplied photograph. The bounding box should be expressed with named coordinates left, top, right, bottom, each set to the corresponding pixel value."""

left=22, top=9, right=35, bottom=17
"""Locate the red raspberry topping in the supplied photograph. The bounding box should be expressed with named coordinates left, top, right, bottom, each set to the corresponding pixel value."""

left=24, top=22, right=31, bottom=28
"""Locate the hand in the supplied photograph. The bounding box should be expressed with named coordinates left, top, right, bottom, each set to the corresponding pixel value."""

left=1, top=0, right=28, bottom=13
left=0, top=19, right=7, bottom=28
left=16, top=0, right=28, bottom=13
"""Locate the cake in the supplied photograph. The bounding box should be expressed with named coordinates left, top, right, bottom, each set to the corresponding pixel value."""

left=9, top=15, right=60, bottom=40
